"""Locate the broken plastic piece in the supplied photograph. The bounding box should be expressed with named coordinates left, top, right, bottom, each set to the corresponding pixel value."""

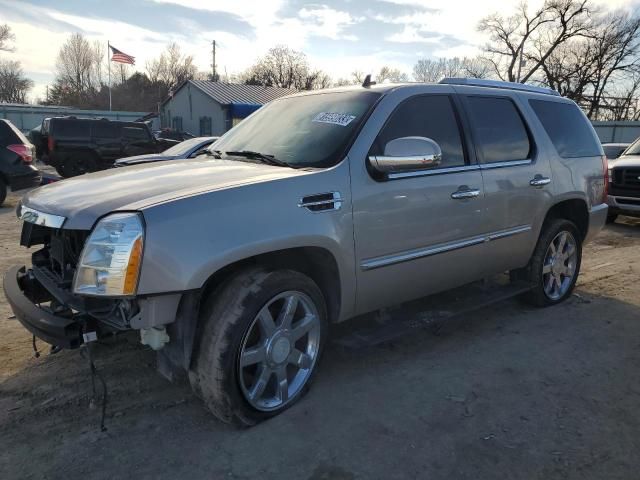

left=140, top=327, right=170, bottom=350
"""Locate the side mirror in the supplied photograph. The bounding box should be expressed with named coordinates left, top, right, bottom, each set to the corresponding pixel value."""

left=369, top=136, right=442, bottom=174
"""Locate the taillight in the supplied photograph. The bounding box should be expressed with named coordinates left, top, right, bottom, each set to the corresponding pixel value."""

left=602, top=155, right=609, bottom=202
left=48, top=136, right=55, bottom=152
left=7, top=144, right=33, bottom=164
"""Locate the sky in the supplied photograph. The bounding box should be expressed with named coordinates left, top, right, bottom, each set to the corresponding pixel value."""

left=1, top=0, right=639, bottom=102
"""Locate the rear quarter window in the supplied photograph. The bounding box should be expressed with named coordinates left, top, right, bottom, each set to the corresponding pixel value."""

left=51, top=120, right=91, bottom=138
left=529, top=100, right=601, bottom=158
left=0, top=120, right=29, bottom=145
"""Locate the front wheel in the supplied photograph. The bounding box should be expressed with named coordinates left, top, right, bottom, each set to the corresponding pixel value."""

left=517, top=219, right=582, bottom=307
left=189, top=268, right=328, bottom=426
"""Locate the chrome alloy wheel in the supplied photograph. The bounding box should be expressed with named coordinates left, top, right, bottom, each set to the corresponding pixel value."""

left=238, top=291, right=321, bottom=411
left=542, top=230, right=578, bottom=300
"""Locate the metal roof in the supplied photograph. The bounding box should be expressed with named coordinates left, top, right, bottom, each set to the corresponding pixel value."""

left=187, top=80, right=295, bottom=105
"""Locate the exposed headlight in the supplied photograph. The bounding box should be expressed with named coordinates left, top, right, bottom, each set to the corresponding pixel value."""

left=73, top=212, right=144, bottom=297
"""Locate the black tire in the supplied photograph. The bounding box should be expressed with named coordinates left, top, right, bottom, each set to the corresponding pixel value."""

left=58, top=153, right=98, bottom=178
left=0, top=178, right=7, bottom=206
left=515, top=218, right=582, bottom=307
left=189, top=268, right=328, bottom=426
left=606, top=213, right=618, bottom=224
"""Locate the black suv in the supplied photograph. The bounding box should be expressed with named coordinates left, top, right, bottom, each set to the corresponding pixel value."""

left=45, top=117, right=169, bottom=177
left=0, top=119, right=41, bottom=206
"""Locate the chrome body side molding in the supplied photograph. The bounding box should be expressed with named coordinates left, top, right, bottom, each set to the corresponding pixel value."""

left=361, top=224, right=532, bottom=271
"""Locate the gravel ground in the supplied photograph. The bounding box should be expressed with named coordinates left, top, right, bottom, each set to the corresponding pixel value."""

left=1, top=190, right=640, bottom=480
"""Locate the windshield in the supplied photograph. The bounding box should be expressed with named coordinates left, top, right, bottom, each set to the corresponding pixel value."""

left=211, top=90, right=381, bottom=168
left=163, top=137, right=210, bottom=156
left=623, top=138, right=640, bottom=156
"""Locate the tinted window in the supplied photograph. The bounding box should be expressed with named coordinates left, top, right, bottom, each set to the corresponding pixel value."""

left=529, top=100, right=601, bottom=158
left=466, top=97, right=531, bottom=163
left=122, top=127, right=151, bottom=141
left=92, top=122, right=119, bottom=139
left=52, top=119, right=91, bottom=138
left=603, top=145, right=627, bottom=159
left=213, top=91, right=381, bottom=168
left=374, top=95, right=466, bottom=168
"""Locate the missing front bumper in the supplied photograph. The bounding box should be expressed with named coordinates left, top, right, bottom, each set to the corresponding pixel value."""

left=3, top=265, right=83, bottom=349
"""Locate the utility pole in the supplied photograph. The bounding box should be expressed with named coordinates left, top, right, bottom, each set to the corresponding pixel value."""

left=211, top=40, right=216, bottom=82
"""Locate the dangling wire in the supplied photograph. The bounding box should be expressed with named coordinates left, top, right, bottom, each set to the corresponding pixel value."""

left=80, top=342, right=108, bottom=432
left=32, top=335, right=40, bottom=358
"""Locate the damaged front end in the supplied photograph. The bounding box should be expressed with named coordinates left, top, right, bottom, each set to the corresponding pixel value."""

left=4, top=221, right=141, bottom=349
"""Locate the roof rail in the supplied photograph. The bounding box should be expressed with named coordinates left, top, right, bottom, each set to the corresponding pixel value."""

left=439, top=78, right=561, bottom=96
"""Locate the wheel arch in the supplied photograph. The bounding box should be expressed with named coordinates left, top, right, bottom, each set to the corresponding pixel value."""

left=542, top=197, right=589, bottom=241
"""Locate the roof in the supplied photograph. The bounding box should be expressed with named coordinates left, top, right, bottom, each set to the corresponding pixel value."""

left=170, top=80, right=295, bottom=106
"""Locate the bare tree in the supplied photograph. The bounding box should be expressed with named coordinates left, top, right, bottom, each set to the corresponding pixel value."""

left=242, top=45, right=331, bottom=90
left=479, top=0, right=592, bottom=83
left=413, top=57, right=493, bottom=82
left=49, top=33, right=104, bottom=105
left=0, top=24, right=14, bottom=52
left=377, top=66, right=409, bottom=83
left=145, top=42, right=196, bottom=89
left=0, top=60, right=33, bottom=102
left=540, top=10, right=640, bottom=119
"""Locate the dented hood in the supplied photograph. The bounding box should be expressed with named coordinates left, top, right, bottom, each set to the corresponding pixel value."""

left=21, top=158, right=305, bottom=230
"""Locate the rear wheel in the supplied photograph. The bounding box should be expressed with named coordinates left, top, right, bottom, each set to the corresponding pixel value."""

left=0, top=178, right=7, bottom=206
left=189, top=268, right=328, bottom=426
left=516, top=219, right=582, bottom=307
left=58, top=154, right=98, bottom=178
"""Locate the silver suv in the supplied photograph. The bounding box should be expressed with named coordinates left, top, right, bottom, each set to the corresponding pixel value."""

left=4, top=78, right=608, bottom=426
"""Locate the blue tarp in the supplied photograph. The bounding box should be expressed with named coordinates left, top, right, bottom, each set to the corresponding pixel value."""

left=229, top=103, right=262, bottom=119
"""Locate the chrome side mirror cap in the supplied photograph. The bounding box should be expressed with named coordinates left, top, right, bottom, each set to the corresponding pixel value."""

left=369, top=136, right=442, bottom=174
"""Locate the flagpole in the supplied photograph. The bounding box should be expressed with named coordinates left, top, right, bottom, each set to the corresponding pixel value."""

left=108, top=40, right=112, bottom=111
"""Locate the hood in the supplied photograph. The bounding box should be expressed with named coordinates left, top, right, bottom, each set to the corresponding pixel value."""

left=22, top=158, right=307, bottom=230
left=608, top=154, right=640, bottom=170
left=115, top=153, right=172, bottom=165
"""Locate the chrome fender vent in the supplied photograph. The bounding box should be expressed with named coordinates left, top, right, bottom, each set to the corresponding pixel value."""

left=298, top=191, right=342, bottom=212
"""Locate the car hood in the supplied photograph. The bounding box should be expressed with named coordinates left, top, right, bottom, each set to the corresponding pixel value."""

left=22, top=159, right=307, bottom=230
left=115, top=153, right=174, bottom=165
left=609, top=155, right=640, bottom=169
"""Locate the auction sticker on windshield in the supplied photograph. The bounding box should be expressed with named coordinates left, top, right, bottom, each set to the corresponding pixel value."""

left=312, top=112, right=356, bottom=127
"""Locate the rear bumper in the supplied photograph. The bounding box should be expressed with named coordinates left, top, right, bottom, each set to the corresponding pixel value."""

left=607, top=195, right=640, bottom=217
left=8, top=168, right=42, bottom=191
left=585, top=203, right=608, bottom=244
left=3, top=265, right=83, bottom=349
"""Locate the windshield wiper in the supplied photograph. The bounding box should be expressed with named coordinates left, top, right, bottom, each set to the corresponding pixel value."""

left=201, top=149, right=222, bottom=159
left=223, top=150, right=292, bottom=168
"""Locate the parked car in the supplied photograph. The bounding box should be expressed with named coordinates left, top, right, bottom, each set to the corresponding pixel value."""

left=154, top=128, right=195, bottom=142
left=114, top=136, right=219, bottom=167
left=606, top=137, right=640, bottom=222
left=602, top=142, right=630, bottom=160
left=0, top=119, right=41, bottom=206
left=4, top=78, right=608, bottom=426
left=44, top=117, right=171, bottom=178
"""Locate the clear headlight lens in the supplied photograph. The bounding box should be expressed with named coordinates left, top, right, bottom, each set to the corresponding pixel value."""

left=73, top=212, right=144, bottom=296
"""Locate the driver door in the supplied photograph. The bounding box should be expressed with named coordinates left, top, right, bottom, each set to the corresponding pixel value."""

left=350, top=93, right=490, bottom=314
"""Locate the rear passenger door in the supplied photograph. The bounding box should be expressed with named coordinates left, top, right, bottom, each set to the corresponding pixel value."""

left=459, top=93, right=554, bottom=272
left=91, top=122, right=121, bottom=161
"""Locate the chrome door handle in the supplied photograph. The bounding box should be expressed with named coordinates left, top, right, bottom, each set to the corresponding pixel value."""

left=530, top=176, right=551, bottom=187
left=451, top=188, right=480, bottom=200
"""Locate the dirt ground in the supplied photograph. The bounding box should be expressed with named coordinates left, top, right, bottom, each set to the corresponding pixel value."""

left=1, top=190, right=640, bottom=480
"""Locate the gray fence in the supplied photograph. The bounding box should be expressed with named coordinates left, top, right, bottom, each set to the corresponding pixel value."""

left=0, top=103, right=158, bottom=133
left=592, top=121, right=640, bottom=144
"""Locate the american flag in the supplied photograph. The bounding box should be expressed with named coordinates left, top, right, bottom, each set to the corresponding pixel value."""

left=109, top=45, right=135, bottom=65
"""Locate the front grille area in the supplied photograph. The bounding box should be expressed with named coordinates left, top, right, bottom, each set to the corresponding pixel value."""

left=21, top=222, right=88, bottom=288
left=610, top=167, right=640, bottom=198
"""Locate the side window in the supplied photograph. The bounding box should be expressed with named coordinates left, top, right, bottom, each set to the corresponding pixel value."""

left=529, top=100, right=601, bottom=158
left=465, top=97, right=531, bottom=163
left=374, top=95, right=466, bottom=169
left=122, top=127, right=151, bottom=141
left=92, top=122, right=119, bottom=139
left=53, top=120, right=90, bottom=138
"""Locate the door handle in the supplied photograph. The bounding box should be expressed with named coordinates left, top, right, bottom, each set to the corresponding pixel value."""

left=530, top=176, right=551, bottom=187
left=451, top=188, right=480, bottom=200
